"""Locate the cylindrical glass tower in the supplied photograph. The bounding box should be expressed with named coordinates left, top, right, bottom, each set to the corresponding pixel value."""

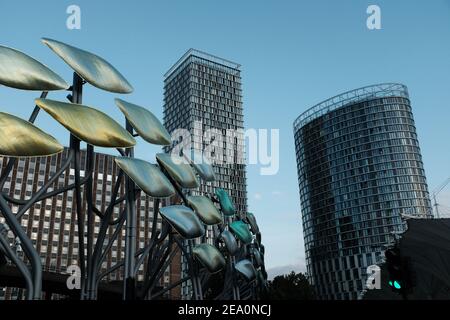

left=293, top=83, right=432, bottom=300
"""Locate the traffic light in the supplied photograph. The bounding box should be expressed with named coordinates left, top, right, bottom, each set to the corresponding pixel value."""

left=385, top=246, right=415, bottom=297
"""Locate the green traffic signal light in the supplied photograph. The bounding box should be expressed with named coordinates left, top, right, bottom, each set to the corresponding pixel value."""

left=388, top=280, right=402, bottom=289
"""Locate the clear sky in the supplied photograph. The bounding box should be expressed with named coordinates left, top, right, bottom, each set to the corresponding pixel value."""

left=1, top=0, right=450, bottom=278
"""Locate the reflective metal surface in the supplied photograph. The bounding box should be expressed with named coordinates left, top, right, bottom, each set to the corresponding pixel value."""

left=41, top=38, right=133, bottom=93
left=184, top=150, right=215, bottom=181
left=0, top=112, right=63, bottom=157
left=115, top=99, right=171, bottom=145
left=246, top=212, right=259, bottom=234
left=219, top=230, right=239, bottom=256
left=230, top=220, right=253, bottom=244
left=235, top=259, right=257, bottom=281
left=192, top=243, right=226, bottom=274
left=159, top=205, right=204, bottom=239
left=215, top=188, right=235, bottom=216
left=35, top=98, right=136, bottom=148
left=187, top=196, right=222, bottom=225
left=252, top=248, right=263, bottom=268
left=0, top=45, right=68, bottom=91
left=156, top=153, right=199, bottom=189
left=115, top=157, right=175, bottom=198
left=256, top=232, right=262, bottom=246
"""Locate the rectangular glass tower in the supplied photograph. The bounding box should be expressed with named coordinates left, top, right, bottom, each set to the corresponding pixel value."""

left=163, top=49, right=248, bottom=215
left=163, top=49, right=248, bottom=298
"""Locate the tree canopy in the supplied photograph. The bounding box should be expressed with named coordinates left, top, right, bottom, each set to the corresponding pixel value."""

left=264, top=271, right=315, bottom=300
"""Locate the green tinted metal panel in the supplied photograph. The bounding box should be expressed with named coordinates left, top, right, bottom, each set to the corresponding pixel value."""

left=220, top=230, right=239, bottom=256
left=35, top=98, right=136, bottom=148
left=187, top=196, right=222, bottom=225
left=41, top=38, right=133, bottom=93
left=246, top=212, right=259, bottom=234
left=184, top=150, right=215, bottom=181
left=230, top=220, right=252, bottom=244
left=235, top=259, right=257, bottom=281
left=0, top=112, right=63, bottom=157
left=156, top=153, right=199, bottom=189
left=115, top=157, right=175, bottom=198
left=192, top=243, right=226, bottom=274
left=215, top=188, right=235, bottom=216
left=115, top=98, right=171, bottom=145
left=0, top=45, right=68, bottom=91
left=159, top=205, right=204, bottom=239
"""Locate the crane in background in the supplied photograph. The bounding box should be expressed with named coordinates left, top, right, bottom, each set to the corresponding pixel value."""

left=432, top=177, right=450, bottom=218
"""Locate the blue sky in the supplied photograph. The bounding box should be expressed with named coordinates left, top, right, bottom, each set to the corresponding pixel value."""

left=1, top=0, right=450, bottom=278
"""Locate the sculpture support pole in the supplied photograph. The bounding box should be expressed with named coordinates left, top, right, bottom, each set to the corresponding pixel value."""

left=231, top=256, right=240, bottom=300
left=249, top=245, right=256, bottom=300
left=16, top=153, right=73, bottom=220
left=173, top=237, right=200, bottom=300
left=89, top=170, right=124, bottom=299
left=123, top=119, right=136, bottom=300
left=141, top=234, right=175, bottom=299
left=188, top=239, right=203, bottom=300
left=0, top=195, right=42, bottom=299
left=0, top=227, right=33, bottom=300
left=85, top=143, right=94, bottom=299
left=226, top=215, right=240, bottom=300
left=70, top=72, right=86, bottom=299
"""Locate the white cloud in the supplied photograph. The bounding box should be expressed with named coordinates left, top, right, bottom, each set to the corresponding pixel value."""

left=254, top=192, right=262, bottom=200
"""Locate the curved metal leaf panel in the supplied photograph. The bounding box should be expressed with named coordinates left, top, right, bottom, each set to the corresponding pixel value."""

left=0, top=112, right=63, bottom=157
left=35, top=98, right=136, bottom=148
left=0, top=45, right=68, bottom=91
left=41, top=38, right=133, bottom=93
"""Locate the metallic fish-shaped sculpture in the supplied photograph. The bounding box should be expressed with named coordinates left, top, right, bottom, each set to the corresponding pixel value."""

left=192, top=243, right=226, bottom=274
left=156, top=153, right=199, bottom=189
left=159, top=205, right=205, bottom=239
left=215, top=188, right=236, bottom=216
left=114, top=157, right=175, bottom=198
left=0, top=45, right=68, bottom=91
left=115, top=99, right=171, bottom=145
left=35, top=98, right=136, bottom=148
left=41, top=38, right=133, bottom=93
left=219, top=230, right=239, bottom=256
left=187, top=195, right=222, bottom=225
left=0, top=112, right=63, bottom=157
left=246, top=212, right=259, bottom=234
left=235, top=259, right=257, bottom=281
left=184, top=149, right=215, bottom=181
left=230, top=220, right=253, bottom=245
